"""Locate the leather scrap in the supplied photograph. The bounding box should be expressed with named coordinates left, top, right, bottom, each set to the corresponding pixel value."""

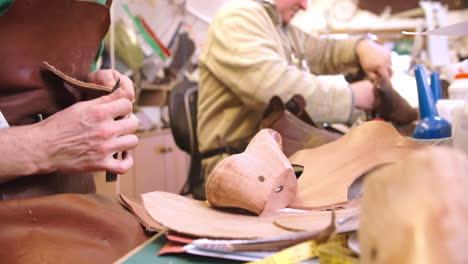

left=273, top=206, right=359, bottom=234
left=158, top=233, right=195, bottom=256
left=166, top=232, right=196, bottom=244
left=42, top=61, right=112, bottom=93
left=158, top=241, right=187, bottom=256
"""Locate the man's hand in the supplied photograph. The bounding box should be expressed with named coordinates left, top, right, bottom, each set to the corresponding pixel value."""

left=350, top=80, right=380, bottom=111
left=356, top=39, right=392, bottom=81
left=33, top=70, right=138, bottom=174
left=87, top=69, right=135, bottom=103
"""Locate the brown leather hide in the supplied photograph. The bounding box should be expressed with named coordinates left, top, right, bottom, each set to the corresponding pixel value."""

left=345, top=70, right=418, bottom=126
left=374, top=78, right=418, bottom=126
left=0, top=0, right=111, bottom=126
left=0, top=193, right=148, bottom=264
left=261, top=95, right=340, bottom=157
left=0, top=0, right=111, bottom=200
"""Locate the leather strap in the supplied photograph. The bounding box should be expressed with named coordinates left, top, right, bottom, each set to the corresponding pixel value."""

left=42, top=61, right=112, bottom=93
left=200, top=144, right=248, bottom=160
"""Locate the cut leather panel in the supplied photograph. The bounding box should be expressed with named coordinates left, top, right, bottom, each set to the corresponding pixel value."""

left=360, top=147, right=468, bottom=264
left=289, top=121, right=425, bottom=210
left=0, top=193, right=148, bottom=264
left=0, top=0, right=110, bottom=125
left=142, top=191, right=298, bottom=239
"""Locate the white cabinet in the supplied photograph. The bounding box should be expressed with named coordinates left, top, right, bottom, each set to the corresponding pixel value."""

left=95, top=129, right=190, bottom=199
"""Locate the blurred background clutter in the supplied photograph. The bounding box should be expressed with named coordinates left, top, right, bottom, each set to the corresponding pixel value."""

left=96, top=0, right=468, bottom=197
left=104, top=0, right=467, bottom=132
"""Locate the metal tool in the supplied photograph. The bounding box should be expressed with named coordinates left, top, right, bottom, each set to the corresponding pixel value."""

left=106, top=79, right=121, bottom=182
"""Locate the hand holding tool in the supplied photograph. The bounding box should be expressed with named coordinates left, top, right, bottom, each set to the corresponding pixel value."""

left=106, top=79, right=121, bottom=182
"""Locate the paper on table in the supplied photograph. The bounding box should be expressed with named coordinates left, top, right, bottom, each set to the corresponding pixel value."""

left=403, top=21, right=468, bottom=36
left=184, top=244, right=274, bottom=262
left=184, top=244, right=320, bottom=263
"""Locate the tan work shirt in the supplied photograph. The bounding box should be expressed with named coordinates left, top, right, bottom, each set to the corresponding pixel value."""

left=197, top=0, right=362, bottom=176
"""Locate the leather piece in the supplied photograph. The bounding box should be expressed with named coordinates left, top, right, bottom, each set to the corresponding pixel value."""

left=289, top=121, right=425, bottom=210
left=0, top=193, right=148, bottom=264
left=142, top=191, right=358, bottom=242
left=0, top=0, right=111, bottom=200
left=374, top=78, right=418, bottom=126
left=360, top=147, right=468, bottom=264
left=119, top=194, right=165, bottom=232
left=142, top=191, right=297, bottom=239
left=261, top=96, right=341, bottom=157
left=346, top=71, right=417, bottom=126
left=0, top=0, right=110, bottom=125
left=273, top=206, right=359, bottom=234
left=42, top=61, right=111, bottom=98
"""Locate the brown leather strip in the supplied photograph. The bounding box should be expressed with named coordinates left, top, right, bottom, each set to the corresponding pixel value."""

left=42, top=61, right=112, bottom=92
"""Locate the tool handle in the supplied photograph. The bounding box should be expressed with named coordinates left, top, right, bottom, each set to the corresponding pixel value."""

left=105, top=78, right=122, bottom=182
left=105, top=152, right=119, bottom=182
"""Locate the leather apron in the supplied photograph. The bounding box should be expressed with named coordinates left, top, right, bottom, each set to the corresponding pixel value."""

left=0, top=0, right=111, bottom=200
left=0, top=193, right=149, bottom=264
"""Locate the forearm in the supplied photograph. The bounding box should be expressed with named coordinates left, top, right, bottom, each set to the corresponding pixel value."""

left=0, top=124, right=51, bottom=182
